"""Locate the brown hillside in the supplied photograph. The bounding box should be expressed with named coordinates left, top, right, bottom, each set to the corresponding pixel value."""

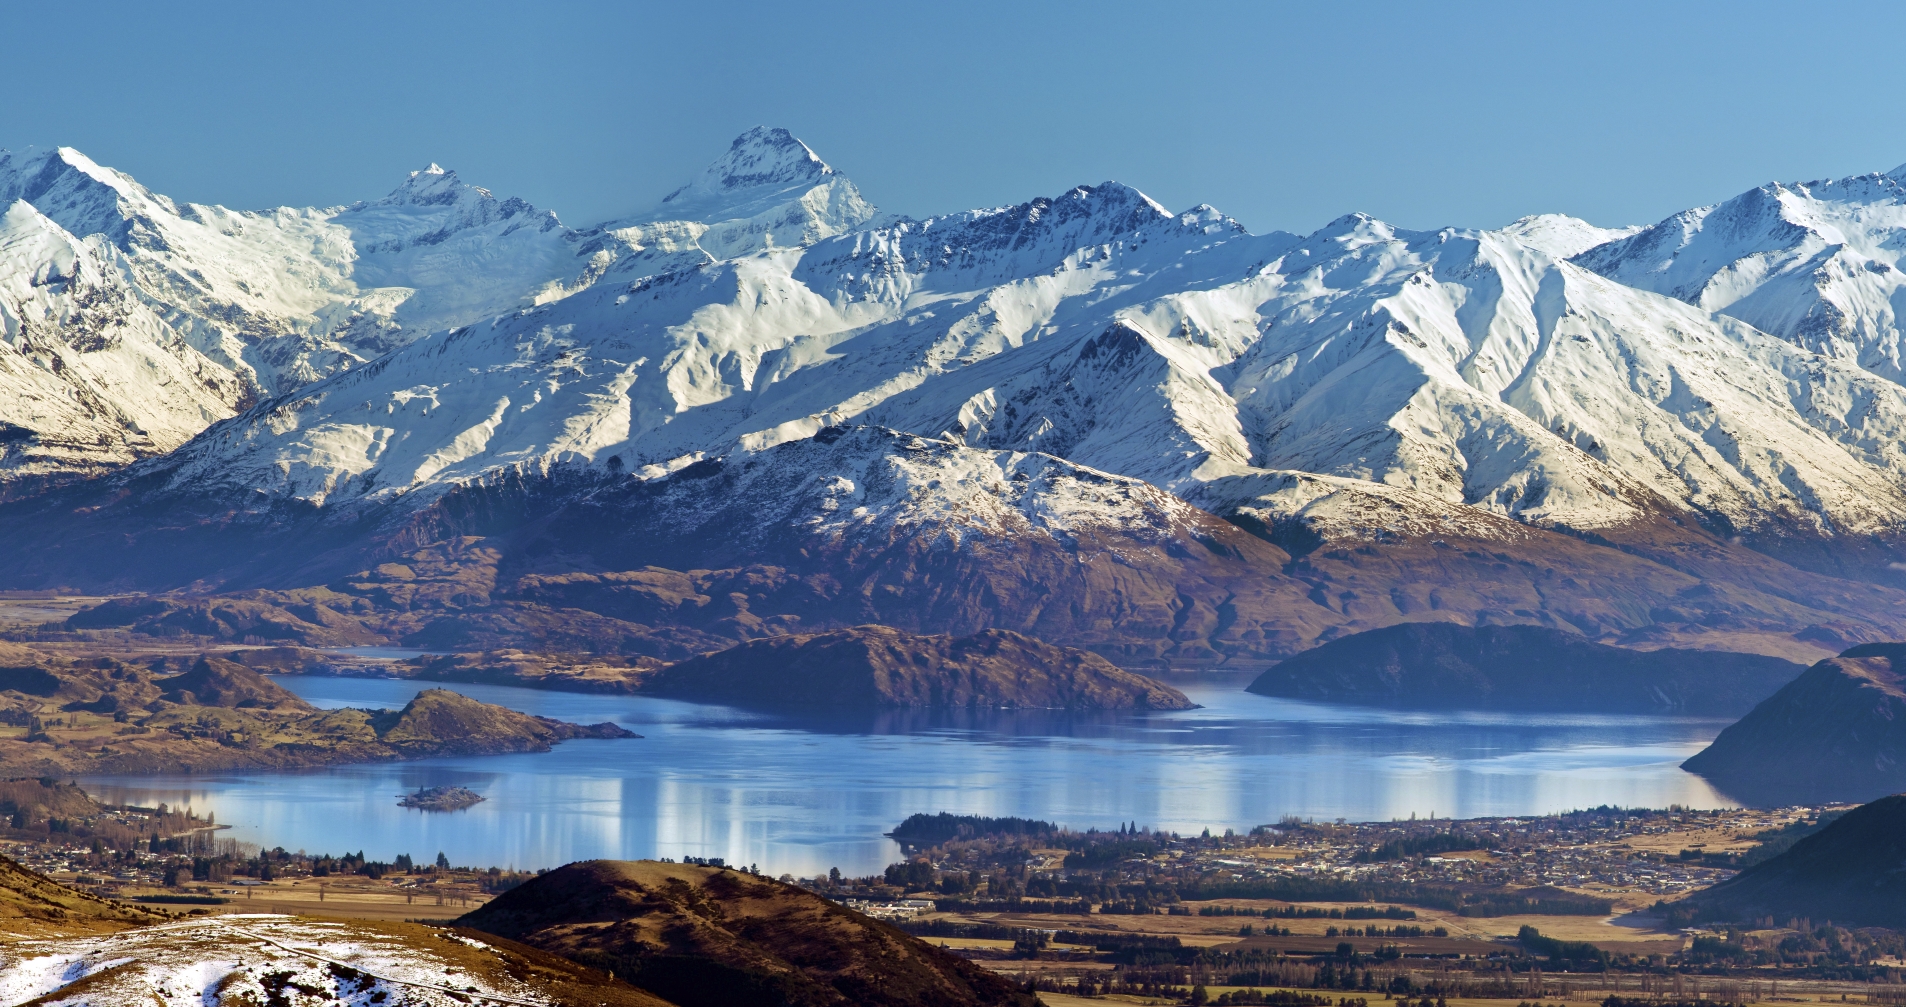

left=458, top=860, right=1037, bottom=1007
left=0, top=852, right=159, bottom=938
left=642, top=625, right=1193, bottom=710
left=159, top=655, right=312, bottom=710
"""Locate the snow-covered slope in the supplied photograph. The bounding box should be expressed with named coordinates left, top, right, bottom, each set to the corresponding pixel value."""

left=141, top=181, right=1285, bottom=506
left=0, top=133, right=882, bottom=488
left=1499, top=213, right=1642, bottom=258
left=1574, top=168, right=1906, bottom=384
left=0, top=200, right=242, bottom=493
left=0, top=914, right=644, bottom=1007
left=0, top=146, right=593, bottom=393
left=143, top=159, right=1906, bottom=551
left=11, top=131, right=1906, bottom=626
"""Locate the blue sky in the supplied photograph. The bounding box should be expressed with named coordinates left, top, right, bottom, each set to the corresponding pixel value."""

left=4, top=1, right=1903, bottom=235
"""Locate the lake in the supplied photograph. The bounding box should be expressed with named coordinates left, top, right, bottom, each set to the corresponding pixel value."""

left=76, top=676, right=1736, bottom=877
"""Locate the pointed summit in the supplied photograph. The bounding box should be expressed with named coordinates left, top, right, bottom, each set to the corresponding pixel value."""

left=663, top=126, right=832, bottom=207
left=604, top=126, right=877, bottom=259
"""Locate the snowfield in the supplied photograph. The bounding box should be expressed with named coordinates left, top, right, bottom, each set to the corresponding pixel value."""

left=0, top=916, right=549, bottom=1007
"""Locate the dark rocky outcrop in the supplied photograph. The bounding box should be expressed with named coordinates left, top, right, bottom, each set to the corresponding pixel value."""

left=1246, top=623, right=1803, bottom=714
left=158, top=656, right=312, bottom=710
left=1679, top=794, right=1906, bottom=928
left=458, top=860, right=1037, bottom=1007
left=641, top=625, right=1194, bottom=710
left=1682, top=644, right=1906, bottom=805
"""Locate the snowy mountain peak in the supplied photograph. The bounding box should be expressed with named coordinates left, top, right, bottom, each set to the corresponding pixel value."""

left=369, top=162, right=505, bottom=211
left=1575, top=162, right=1906, bottom=384
left=669, top=126, right=833, bottom=203
left=600, top=126, right=878, bottom=261
left=1497, top=213, right=1642, bottom=259
left=0, top=146, right=165, bottom=246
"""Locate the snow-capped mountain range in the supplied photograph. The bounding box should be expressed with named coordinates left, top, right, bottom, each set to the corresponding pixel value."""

left=7, top=128, right=1906, bottom=658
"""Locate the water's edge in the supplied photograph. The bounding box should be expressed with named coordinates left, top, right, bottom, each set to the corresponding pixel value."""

left=76, top=677, right=1735, bottom=877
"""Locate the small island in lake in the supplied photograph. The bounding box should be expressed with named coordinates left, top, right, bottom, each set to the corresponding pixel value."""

left=399, top=785, right=486, bottom=811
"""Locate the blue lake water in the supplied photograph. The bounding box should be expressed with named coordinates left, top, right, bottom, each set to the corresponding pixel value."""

left=76, top=677, right=1737, bottom=877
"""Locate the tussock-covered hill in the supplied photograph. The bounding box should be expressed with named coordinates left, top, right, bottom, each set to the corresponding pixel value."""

left=458, top=860, right=1038, bottom=1007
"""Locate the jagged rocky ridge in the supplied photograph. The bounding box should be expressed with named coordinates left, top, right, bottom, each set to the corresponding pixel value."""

left=5, top=133, right=1906, bottom=662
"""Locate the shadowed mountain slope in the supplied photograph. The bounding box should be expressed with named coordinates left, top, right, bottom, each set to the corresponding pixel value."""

left=1680, top=794, right=1906, bottom=928
left=1247, top=623, right=1805, bottom=714
left=1683, top=644, right=1906, bottom=804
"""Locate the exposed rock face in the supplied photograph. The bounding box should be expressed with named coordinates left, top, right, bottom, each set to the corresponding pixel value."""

left=369, top=688, right=634, bottom=756
left=1682, top=794, right=1906, bottom=928
left=1682, top=644, right=1906, bottom=804
left=1246, top=623, right=1805, bottom=714
left=641, top=625, right=1194, bottom=711
left=158, top=655, right=312, bottom=710
left=458, top=860, right=1037, bottom=1007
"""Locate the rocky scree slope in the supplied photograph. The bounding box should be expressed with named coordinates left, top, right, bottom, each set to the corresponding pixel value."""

left=641, top=624, right=1194, bottom=710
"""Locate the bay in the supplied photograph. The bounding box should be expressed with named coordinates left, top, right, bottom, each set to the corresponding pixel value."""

left=76, top=676, right=1736, bottom=877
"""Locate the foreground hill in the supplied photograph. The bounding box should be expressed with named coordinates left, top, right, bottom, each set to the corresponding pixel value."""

left=0, top=852, right=158, bottom=938
left=458, top=860, right=1037, bottom=1007
left=0, top=912, right=676, bottom=1006
left=1682, top=644, right=1906, bottom=804
left=1246, top=623, right=1804, bottom=714
left=1680, top=794, right=1906, bottom=928
left=642, top=625, right=1193, bottom=710
left=0, top=649, right=631, bottom=776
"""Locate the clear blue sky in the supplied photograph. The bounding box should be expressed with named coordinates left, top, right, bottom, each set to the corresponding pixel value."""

left=4, top=1, right=1903, bottom=236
